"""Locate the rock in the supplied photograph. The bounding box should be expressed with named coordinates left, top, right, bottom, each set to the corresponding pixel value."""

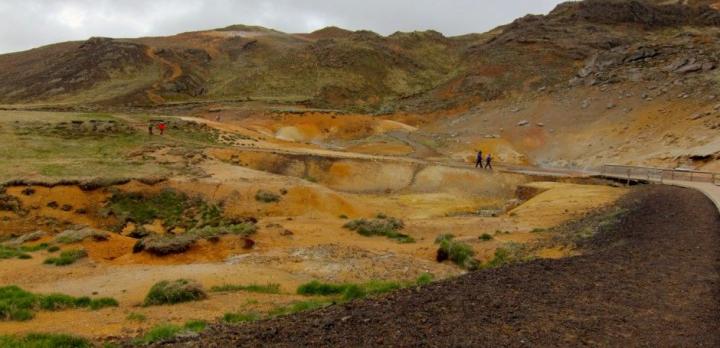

left=607, top=102, right=616, bottom=109
left=676, top=62, right=703, bottom=74
left=581, top=100, right=590, bottom=109
left=536, top=123, right=545, bottom=127
left=702, top=62, right=716, bottom=71
left=517, top=120, right=529, bottom=126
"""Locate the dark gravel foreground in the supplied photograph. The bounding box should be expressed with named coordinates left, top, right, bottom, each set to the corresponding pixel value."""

left=156, top=186, right=720, bottom=347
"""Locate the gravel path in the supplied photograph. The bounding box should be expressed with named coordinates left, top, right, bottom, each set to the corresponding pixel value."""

left=155, top=186, right=720, bottom=347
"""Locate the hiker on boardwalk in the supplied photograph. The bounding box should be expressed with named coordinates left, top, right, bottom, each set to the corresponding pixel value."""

left=475, top=150, right=484, bottom=168
left=485, top=154, right=493, bottom=170
left=157, top=122, right=166, bottom=135
left=148, top=122, right=154, bottom=135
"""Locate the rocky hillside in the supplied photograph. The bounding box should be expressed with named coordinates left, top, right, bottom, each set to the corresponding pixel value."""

left=0, top=0, right=716, bottom=113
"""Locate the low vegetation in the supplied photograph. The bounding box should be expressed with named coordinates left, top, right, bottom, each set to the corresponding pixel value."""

left=0, top=333, right=91, bottom=348
left=134, top=320, right=207, bottom=345
left=222, top=311, right=261, bottom=324
left=343, top=215, right=414, bottom=243
left=479, top=233, right=494, bottom=241
left=435, top=234, right=480, bottom=270
left=144, top=279, right=207, bottom=306
left=133, top=221, right=257, bottom=255
left=0, top=285, right=118, bottom=321
left=483, top=243, right=534, bottom=269
left=43, top=249, right=87, bottom=266
left=297, top=280, right=403, bottom=301
left=210, top=283, right=281, bottom=294
left=255, top=190, right=281, bottom=203
left=107, top=188, right=248, bottom=233
left=0, top=245, right=32, bottom=260
left=54, top=228, right=108, bottom=244
left=126, top=312, right=147, bottom=322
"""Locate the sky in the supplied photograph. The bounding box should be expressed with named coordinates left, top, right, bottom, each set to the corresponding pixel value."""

left=0, top=0, right=565, bottom=54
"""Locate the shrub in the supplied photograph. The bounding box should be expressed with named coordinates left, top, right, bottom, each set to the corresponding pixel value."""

left=144, top=279, right=207, bottom=306
left=0, top=333, right=91, bottom=348
left=47, top=246, right=60, bottom=253
left=0, top=245, right=38, bottom=260
left=134, top=234, right=197, bottom=256
left=210, top=283, right=280, bottom=294
left=479, top=233, right=494, bottom=241
left=44, top=249, right=87, bottom=266
left=255, top=190, right=281, bottom=203
left=39, top=294, right=82, bottom=311
left=531, top=228, right=546, bottom=233
left=435, top=234, right=480, bottom=270
left=54, top=228, right=108, bottom=244
left=343, top=216, right=414, bottom=243
left=222, top=312, right=260, bottom=324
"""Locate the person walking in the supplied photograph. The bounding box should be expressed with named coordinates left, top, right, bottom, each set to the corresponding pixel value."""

left=485, top=154, right=493, bottom=170
left=148, top=122, right=154, bottom=135
left=157, top=122, right=166, bottom=135
left=475, top=150, right=484, bottom=168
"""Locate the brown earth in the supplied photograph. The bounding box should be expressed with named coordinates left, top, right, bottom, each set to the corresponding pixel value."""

left=154, top=185, right=720, bottom=347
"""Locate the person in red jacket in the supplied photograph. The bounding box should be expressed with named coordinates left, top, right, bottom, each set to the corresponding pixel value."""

left=157, top=122, right=166, bottom=135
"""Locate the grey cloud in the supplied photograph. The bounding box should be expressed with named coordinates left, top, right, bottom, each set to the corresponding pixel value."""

left=0, top=0, right=564, bottom=54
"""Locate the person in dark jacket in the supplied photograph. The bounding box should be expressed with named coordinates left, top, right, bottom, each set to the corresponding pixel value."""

left=485, top=154, right=493, bottom=170
left=475, top=150, right=484, bottom=168
left=148, top=122, right=154, bottom=135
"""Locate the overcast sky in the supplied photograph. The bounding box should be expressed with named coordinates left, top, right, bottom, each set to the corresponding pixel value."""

left=0, top=0, right=565, bottom=54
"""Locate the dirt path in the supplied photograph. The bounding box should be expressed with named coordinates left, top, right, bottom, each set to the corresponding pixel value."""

left=145, top=47, right=183, bottom=104
left=153, top=186, right=720, bottom=347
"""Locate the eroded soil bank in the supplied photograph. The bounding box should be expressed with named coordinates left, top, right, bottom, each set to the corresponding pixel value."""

left=157, top=186, right=720, bottom=347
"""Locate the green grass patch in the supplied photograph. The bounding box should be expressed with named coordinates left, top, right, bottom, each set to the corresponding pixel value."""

left=0, top=333, right=91, bottom=348
left=43, top=249, right=87, bottom=266
left=143, top=279, right=207, bottom=306
left=343, top=216, right=414, bottom=243
left=482, top=243, right=533, bottom=269
left=435, top=234, right=480, bottom=270
left=222, top=311, right=261, bottom=324
left=415, top=273, right=434, bottom=286
left=126, top=312, right=147, bottom=322
left=19, top=243, right=50, bottom=252
left=183, top=319, right=207, bottom=332
left=0, top=285, right=119, bottom=321
left=134, top=324, right=183, bottom=345
left=47, top=246, right=61, bottom=253
left=530, top=228, right=546, bottom=233
left=0, top=245, right=34, bottom=260
left=296, top=280, right=402, bottom=301
left=210, top=283, right=280, bottom=294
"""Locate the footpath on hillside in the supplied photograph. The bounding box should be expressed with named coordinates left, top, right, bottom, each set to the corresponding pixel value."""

left=154, top=186, right=720, bottom=347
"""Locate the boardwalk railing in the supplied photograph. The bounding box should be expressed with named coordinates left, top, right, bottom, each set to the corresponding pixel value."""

left=600, top=165, right=720, bottom=186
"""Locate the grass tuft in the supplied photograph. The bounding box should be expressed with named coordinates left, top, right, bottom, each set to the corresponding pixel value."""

left=435, top=234, right=479, bottom=270
left=222, top=312, right=261, bottom=324
left=143, top=279, right=207, bottom=306
left=210, top=283, right=280, bottom=294
left=43, top=249, right=87, bottom=266
left=343, top=216, right=414, bottom=243
left=255, top=190, right=281, bottom=203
